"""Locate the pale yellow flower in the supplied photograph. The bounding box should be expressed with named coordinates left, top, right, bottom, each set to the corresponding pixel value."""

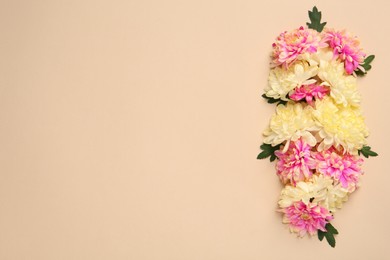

left=278, top=175, right=348, bottom=212
left=324, top=182, right=349, bottom=211
left=318, top=58, right=361, bottom=107
left=301, top=48, right=334, bottom=66
left=313, top=97, right=369, bottom=153
left=278, top=177, right=328, bottom=208
left=265, top=62, right=318, bottom=101
left=263, top=102, right=319, bottom=148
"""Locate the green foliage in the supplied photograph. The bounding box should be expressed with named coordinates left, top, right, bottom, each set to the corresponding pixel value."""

left=257, top=143, right=281, bottom=162
left=307, top=6, right=327, bottom=32
left=318, top=223, right=338, bottom=248
left=355, top=55, right=375, bottom=76
left=358, top=145, right=378, bottom=158
left=261, top=94, right=287, bottom=105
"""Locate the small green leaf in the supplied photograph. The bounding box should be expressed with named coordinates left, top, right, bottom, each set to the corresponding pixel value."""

left=358, top=145, right=378, bottom=158
left=261, top=94, right=287, bottom=105
left=355, top=55, right=375, bottom=76
left=318, top=223, right=338, bottom=248
left=306, top=6, right=327, bottom=32
left=260, top=143, right=271, bottom=151
left=318, top=230, right=325, bottom=241
left=325, top=233, right=336, bottom=248
left=364, top=55, right=375, bottom=64
left=362, top=64, right=372, bottom=71
left=257, top=151, right=271, bottom=160
left=257, top=143, right=281, bottom=162
left=355, top=69, right=365, bottom=76
left=325, top=223, right=339, bottom=235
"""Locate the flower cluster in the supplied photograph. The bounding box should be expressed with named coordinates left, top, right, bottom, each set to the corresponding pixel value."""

left=258, top=7, right=377, bottom=248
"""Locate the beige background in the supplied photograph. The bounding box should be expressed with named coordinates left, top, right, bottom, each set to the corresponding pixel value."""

left=0, top=0, right=389, bottom=259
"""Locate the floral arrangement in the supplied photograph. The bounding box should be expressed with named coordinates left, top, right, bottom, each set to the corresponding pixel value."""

left=258, top=7, right=378, bottom=248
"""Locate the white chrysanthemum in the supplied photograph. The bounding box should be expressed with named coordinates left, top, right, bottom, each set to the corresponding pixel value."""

left=265, top=62, right=318, bottom=101
left=318, top=58, right=361, bottom=107
left=279, top=175, right=348, bottom=212
left=278, top=176, right=329, bottom=208
left=313, top=97, right=369, bottom=153
left=263, top=102, right=320, bottom=148
left=324, top=182, right=349, bottom=211
left=301, top=48, right=334, bottom=66
left=264, top=67, right=294, bottom=101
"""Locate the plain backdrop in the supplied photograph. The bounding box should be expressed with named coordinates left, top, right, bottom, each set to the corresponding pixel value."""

left=1, top=0, right=389, bottom=259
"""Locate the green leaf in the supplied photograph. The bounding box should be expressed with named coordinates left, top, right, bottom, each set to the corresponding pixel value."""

left=355, top=55, right=375, bottom=76
left=362, top=64, right=372, bottom=71
left=318, top=223, right=338, bottom=248
left=257, top=143, right=281, bottom=162
left=358, top=145, right=378, bottom=158
left=318, top=230, right=325, bottom=241
left=364, top=55, right=375, bottom=65
left=325, top=232, right=336, bottom=248
left=257, top=151, right=271, bottom=160
left=306, top=6, right=327, bottom=32
left=355, top=69, right=365, bottom=76
left=325, top=223, right=339, bottom=235
left=261, top=94, right=287, bottom=105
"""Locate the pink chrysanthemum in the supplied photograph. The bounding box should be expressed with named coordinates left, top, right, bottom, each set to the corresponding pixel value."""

left=289, top=84, right=330, bottom=106
left=282, top=201, right=333, bottom=237
left=315, top=148, right=363, bottom=191
left=271, top=26, right=326, bottom=68
left=275, top=139, right=316, bottom=185
left=324, top=29, right=366, bottom=74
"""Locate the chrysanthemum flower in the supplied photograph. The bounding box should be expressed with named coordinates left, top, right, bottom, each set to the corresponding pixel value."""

left=263, top=102, right=320, bottom=148
left=279, top=175, right=348, bottom=212
left=323, top=29, right=365, bottom=74
left=275, top=139, right=316, bottom=185
left=318, top=58, right=361, bottom=107
left=323, top=182, right=349, bottom=212
left=315, top=148, right=363, bottom=192
left=289, top=83, right=330, bottom=106
left=301, top=48, right=334, bottom=66
left=271, top=26, right=327, bottom=68
left=281, top=201, right=333, bottom=237
left=313, top=97, right=369, bottom=153
left=265, top=62, right=318, bottom=101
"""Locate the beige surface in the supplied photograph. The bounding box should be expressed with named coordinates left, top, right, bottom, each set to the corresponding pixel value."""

left=0, top=0, right=389, bottom=259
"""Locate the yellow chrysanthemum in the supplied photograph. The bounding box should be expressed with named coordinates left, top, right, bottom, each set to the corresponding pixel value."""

left=318, top=58, right=361, bottom=107
left=301, top=48, right=334, bottom=67
left=265, top=62, right=318, bottom=101
left=313, top=97, right=369, bottom=153
left=278, top=175, right=348, bottom=212
left=263, top=102, right=319, bottom=148
left=302, top=49, right=361, bottom=107
left=325, top=182, right=349, bottom=211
